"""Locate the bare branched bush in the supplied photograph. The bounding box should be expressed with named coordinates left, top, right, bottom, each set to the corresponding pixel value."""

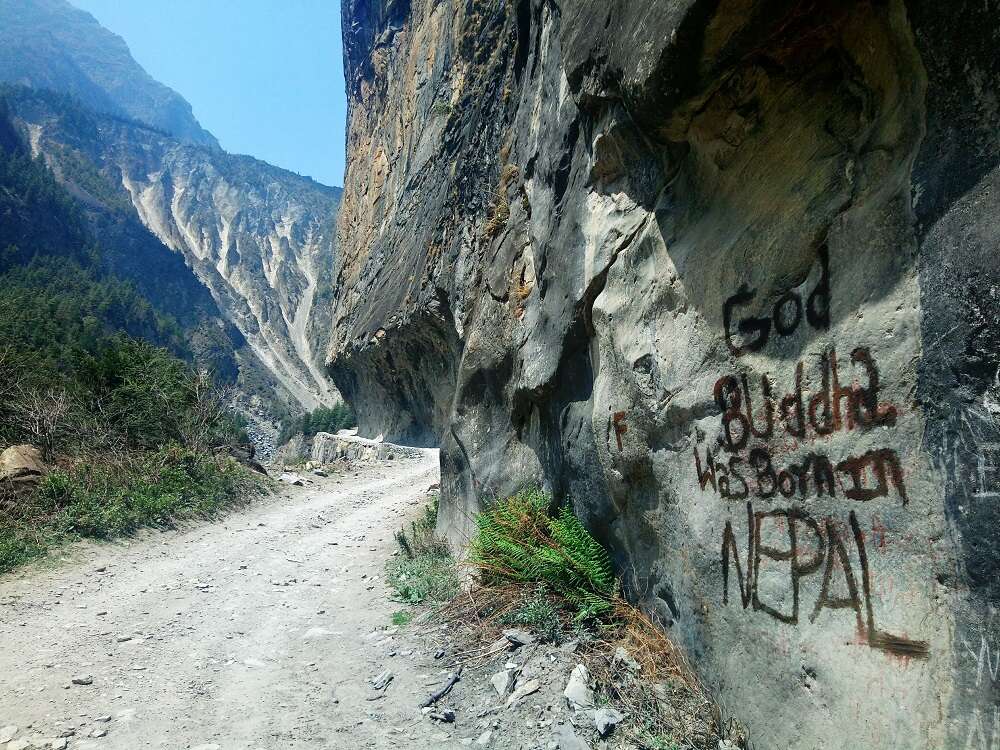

left=10, top=386, right=71, bottom=459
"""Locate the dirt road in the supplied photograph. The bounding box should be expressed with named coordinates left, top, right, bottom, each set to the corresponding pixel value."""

left=0, top=449, right=472, bottom=749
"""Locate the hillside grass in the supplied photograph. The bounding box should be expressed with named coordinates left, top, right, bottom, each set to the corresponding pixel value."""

left=0, top=102, right=267, bottom=576
left=0, top=446, right=266, bottom=573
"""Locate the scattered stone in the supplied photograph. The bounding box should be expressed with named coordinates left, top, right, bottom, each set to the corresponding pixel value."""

left=491, top=669, right=516, bottom=698
left=505, top=678, right=540, bottom=708
left=0, top=444, right=48, bottom=484
left=278, top=472, right=304, bottom=486
left=91, top=728, right=108, bottom=738
left=428, top=708, right=455, bottom=723
left=0, top=726, right=18, bottom=743
left=50, top=738, right=69, bottom=749
left=612, top=646, right=640, bottom=673
left=594, top=707, right=624, bottom=737
left=563, top=664, right=594, bottom=710
left=312, top=469, right=328, bottom=477
left=370, top=670, right=394, bottom=691
left=7, top=739, right=32, bottom=750
left=434, top=649, right=446, bottom=659
left=71, top=674, right=93, bottom=685
left=503, top=629, right=534, bottom=647
left=94, top=716, right=111, bottom=723
left=57, top=729, right=74, bottom=738
left=553, top=724, right=592, bottom=750
left=476, top=730, right=493, bottom=746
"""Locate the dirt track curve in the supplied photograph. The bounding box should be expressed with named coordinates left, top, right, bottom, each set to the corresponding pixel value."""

left=0, top=450, right=476, bottom=750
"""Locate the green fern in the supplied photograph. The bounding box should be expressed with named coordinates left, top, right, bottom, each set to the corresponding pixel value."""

left=470, top=488, right=615, bottom=621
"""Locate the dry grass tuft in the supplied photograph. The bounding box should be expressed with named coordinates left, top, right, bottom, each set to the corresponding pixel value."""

left=483, top=164, right=520, bottom=239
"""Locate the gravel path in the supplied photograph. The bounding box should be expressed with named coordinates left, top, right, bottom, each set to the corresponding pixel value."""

left=0, top=449, right=466, bottom=750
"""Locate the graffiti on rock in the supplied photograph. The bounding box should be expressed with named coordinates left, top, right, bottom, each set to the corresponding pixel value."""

left=703, top=248, right=928, bottom=657
left=724, top=246, right=830, bottom=357
left=721, top=502, right=929, bottom=657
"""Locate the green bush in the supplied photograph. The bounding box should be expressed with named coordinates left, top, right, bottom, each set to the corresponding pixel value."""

left=503, top=584, right=564, bottom=644
left=385, top=552, right=459, bottom=605
left=0, top=447, right=264, bottom=573
left=385, top=495, right=458, bottom=605
left=470, top=488, right=615, bottom=621
left=278, top=402, right=356, bottom=444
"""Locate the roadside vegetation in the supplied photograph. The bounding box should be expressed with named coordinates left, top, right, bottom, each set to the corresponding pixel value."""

left=385, top=495, right=460, bottom=605
left=0, top=97, right=266, bottom=574
left=386, top=487, right=745, bottom=749
left=277, top=402, right=356, bottom=444
left=0, top=339, right=267, bottom=573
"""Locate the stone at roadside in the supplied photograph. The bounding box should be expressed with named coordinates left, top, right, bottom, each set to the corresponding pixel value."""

left=612, top=646, right=641, bottom=673
left=476, top=730, right=493, bottom=746
left=553, top=725, right=592, bottom=750
left=505, top=678, right=540, bottom=708
left=279, top=472, right=304, bottom=486
left=491, top=669, right=516, bottom=698
left=563, top=664, right=594, bottom=710
left=0, top=726, right=18, bottom=743
left=595, top=707, right=624, bottom=737
left=428, top=708, right=455, bottom=723
left=503, top=629, right=534, bottom=647
left=71, top=674, right=93, bottom=685
left=370, top=670, right=394, bottom=691
left=312, top=468, right=328, bottom=477
left=0, top=444, right=48, bottom=484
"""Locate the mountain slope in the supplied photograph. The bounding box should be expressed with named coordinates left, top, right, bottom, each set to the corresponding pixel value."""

left=0, top=0, right=217, bottom=147
left=0, top=0, right=344, bottom=427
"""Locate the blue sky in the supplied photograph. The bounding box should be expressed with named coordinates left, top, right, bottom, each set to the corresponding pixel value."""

left=73, top=0, right=347, bottom=187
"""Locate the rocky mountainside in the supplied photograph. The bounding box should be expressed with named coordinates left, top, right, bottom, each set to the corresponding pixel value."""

left=0, top=0, right=343, bottom=430
left=0, top=0, right=217, bottom=147
left=331, top=0, right=1000, bottom=746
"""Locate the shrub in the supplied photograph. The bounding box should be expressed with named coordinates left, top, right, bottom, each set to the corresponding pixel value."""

left=385, top=552, right=459, bottom=605
left=278, top=402, right=355, bottom=444
left=430, top=101, right=453, bottom=117
left=503, top=584, right=564, bottom=644
left=0, top=447, right=265, bottom=573
left=385, top=495, right=458, bottom=605
left=469, top=488, right=615, bottom=621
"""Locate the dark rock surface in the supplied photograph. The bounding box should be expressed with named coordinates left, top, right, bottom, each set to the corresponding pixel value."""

left=331, top=0, right=1000, bottom=746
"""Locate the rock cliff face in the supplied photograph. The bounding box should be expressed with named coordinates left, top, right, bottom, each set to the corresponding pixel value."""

left=332, top=0, right=1000, bottom=746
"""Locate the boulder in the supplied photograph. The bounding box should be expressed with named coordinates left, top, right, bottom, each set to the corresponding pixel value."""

left=594, top=707, right=623, bottom=737
left=0, top=444, right=47, bottom=483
